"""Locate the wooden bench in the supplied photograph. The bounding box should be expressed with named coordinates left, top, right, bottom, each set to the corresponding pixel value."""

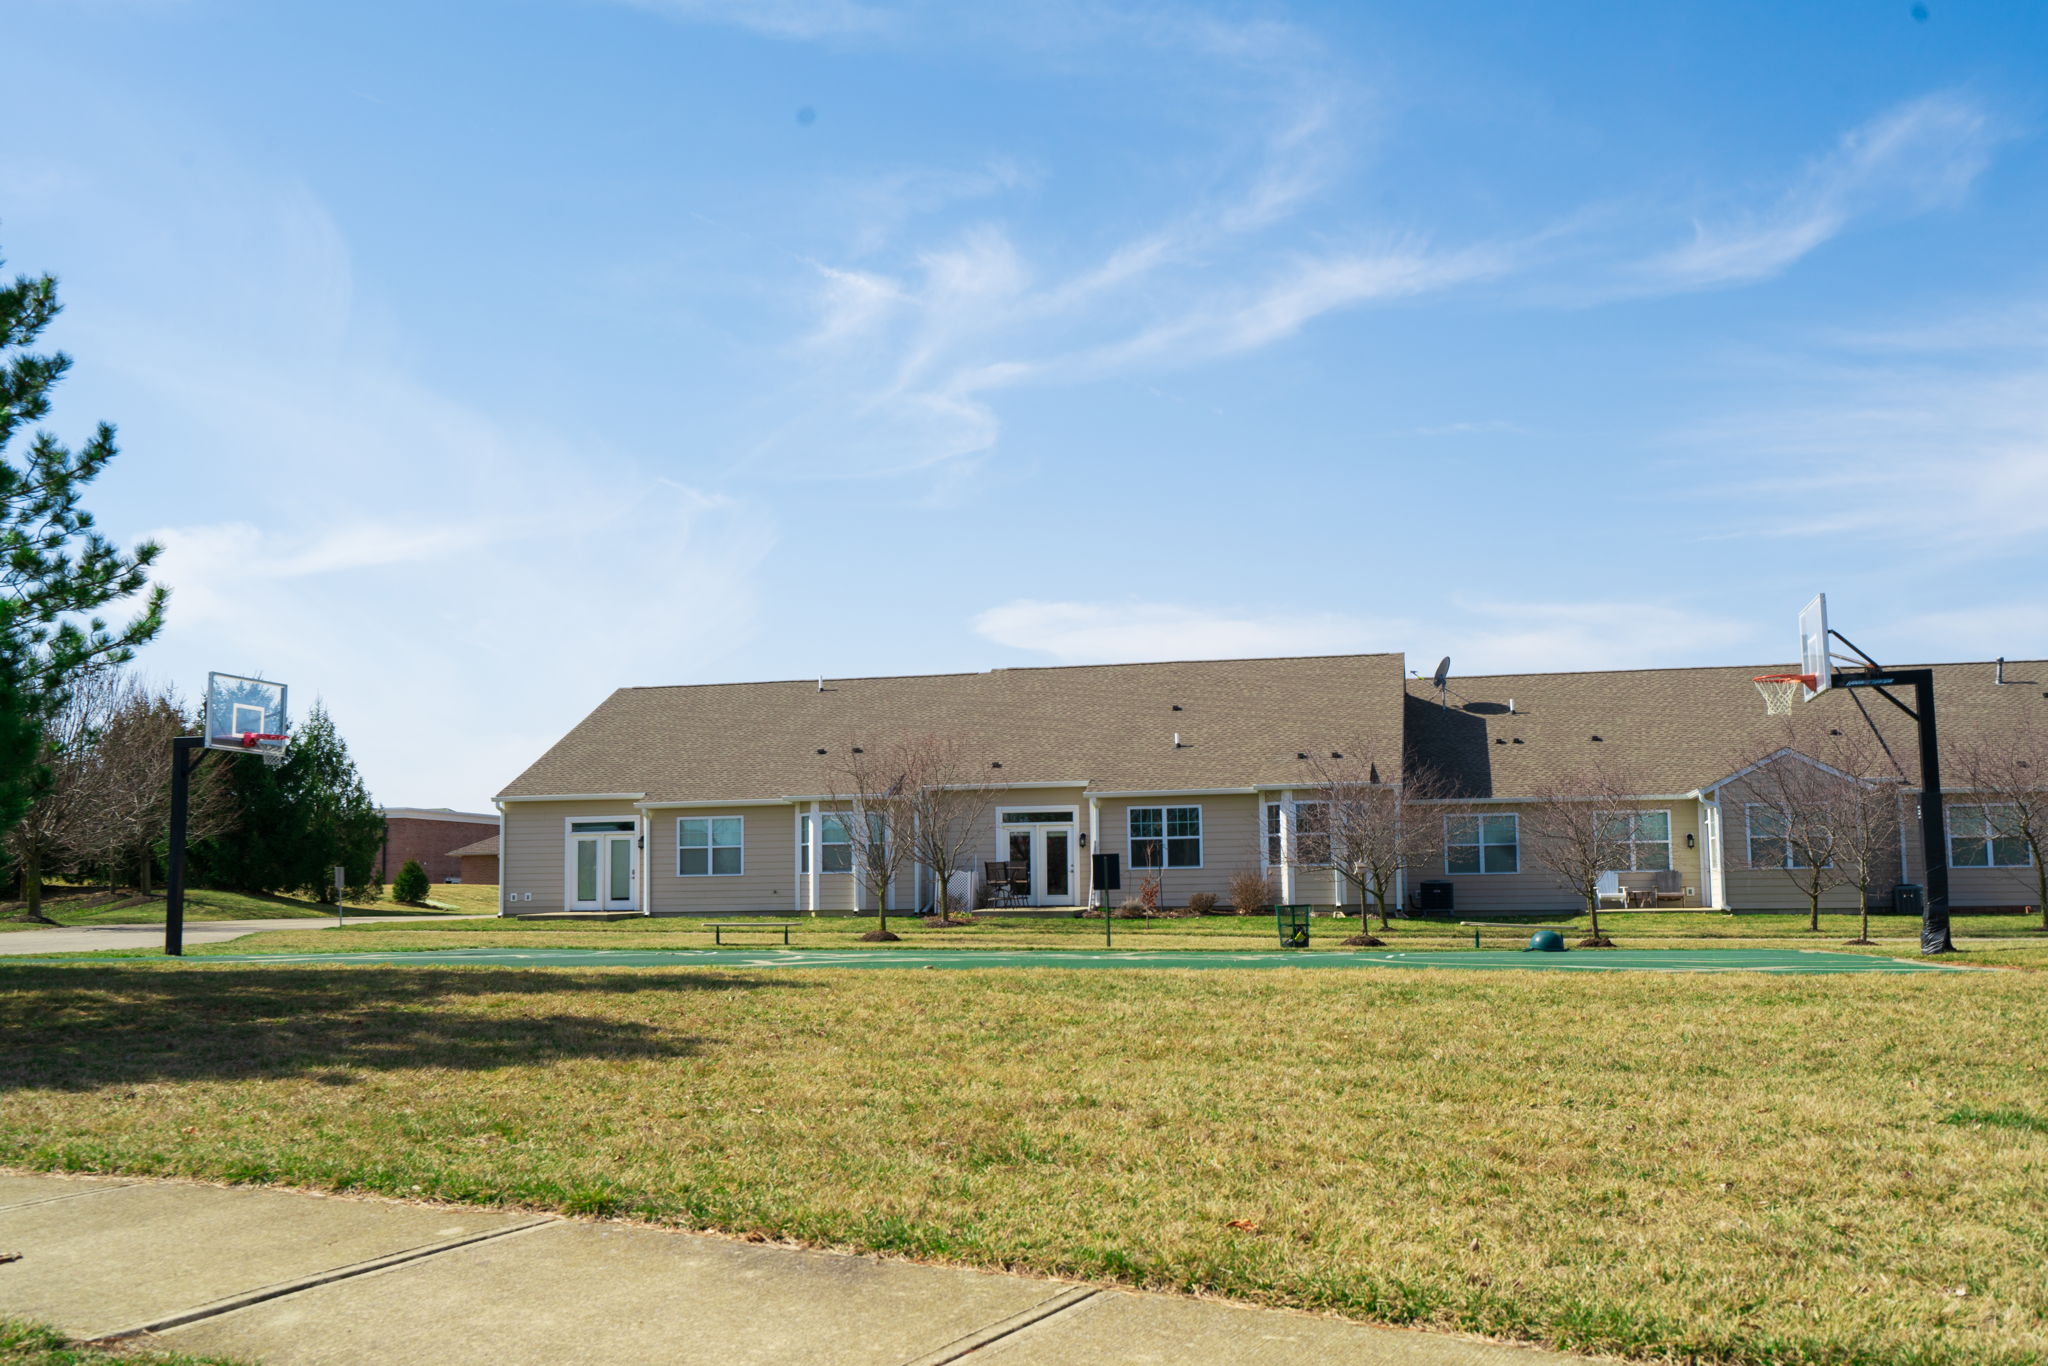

left=705, top=920, right=800, bottom=945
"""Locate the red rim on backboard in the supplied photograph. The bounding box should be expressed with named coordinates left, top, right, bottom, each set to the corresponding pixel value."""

left=1753, top=673, right=1817, bottom=716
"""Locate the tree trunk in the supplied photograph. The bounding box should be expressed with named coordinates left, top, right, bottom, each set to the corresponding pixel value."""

left=1859, top=887, right=1870, bottom=943
left=1808, top=892, right=1820, bottom=932
left=21, top=848, right=49, bottom=923
left=2036, top=853, right=2046, bottom=931
left=138, top=854, right=152, bottom=897
left=1586, top=888, right=1601, bottom=940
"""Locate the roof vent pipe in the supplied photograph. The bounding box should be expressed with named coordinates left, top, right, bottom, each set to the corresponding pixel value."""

left=1508, top=698, right=1515, bottom=714
left=817, top=676, right=825, bottom=692
left=1172, top=732, right=1182, bottom=749
left=1997, top=657, right=2006, bottom=685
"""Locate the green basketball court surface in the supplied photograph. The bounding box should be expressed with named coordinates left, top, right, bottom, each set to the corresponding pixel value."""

left=0, top=946, right=1977, bottom=973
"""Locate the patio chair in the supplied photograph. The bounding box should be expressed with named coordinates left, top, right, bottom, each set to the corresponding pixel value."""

left=1651, top=869, right=1687, bottom=905
left=1594, top=871, right=1628, bottom=910
left=982, top=861, right=1025, bottom=908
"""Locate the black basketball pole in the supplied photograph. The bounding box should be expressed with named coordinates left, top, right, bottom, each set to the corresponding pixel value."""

left=164, top=736, right=206, bottom=957
left=1833, top=667, right=1951, bottom=954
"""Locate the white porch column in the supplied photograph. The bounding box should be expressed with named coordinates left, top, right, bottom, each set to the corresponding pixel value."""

left=807, top=800, right=822, bottom=914
left=1277, top=789, right=1296, bottom=903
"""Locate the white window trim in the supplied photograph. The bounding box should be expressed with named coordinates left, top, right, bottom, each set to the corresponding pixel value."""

left=1264, top=799, right=1332, bottom=866
left=1947, top=802, right=2034, bottom=869
left=1127, top=803, right=1204, bottom=871
left=1743, top=802, right=1831, bottom=869
left=561, top=813, right=641, bottom=911
left=1596, top=808, right=1674, bottom=872
left=677, top=814, right=745, bottom=877
left=1445, top=812, right=1518, bottom=875
left=798, top=809, right=855, bottom=876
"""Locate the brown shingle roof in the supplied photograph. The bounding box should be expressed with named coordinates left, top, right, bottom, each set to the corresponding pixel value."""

left=498, top=654, right=1411, bottom=802
left=448, top=835, right=499, bottom=858
left=1407, top=659, right=2048, bottom=797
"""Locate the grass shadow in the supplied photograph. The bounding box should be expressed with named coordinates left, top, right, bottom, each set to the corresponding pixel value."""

left=0, top=966, right=798, bottom=1092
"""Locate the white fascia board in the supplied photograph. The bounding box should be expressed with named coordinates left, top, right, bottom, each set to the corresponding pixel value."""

left=498, top=792, right=647, bottom=803
left=1408, top=792, right=1701, bottom=805
left=929, top=780, right=1089, bottom=792
left=1701, top=747, right=1878, bottom=794
left=1086, top=787, right=1260, bottom=799
left=639, top=797, right=792, bottom=809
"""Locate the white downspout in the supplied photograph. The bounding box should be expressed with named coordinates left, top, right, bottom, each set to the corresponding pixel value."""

left=640, top=811, right=651, bottom=916
left=495, top=800, right=510, bottom=917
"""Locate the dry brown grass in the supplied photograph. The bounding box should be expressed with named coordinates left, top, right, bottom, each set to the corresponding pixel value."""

left=2, top=959, right=2044, bottom=1364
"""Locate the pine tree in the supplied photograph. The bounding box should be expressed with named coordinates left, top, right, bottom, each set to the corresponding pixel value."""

left=277, top=705, right=384, bottom=902
left=0, top=253, right=167, bottom=836
left=392, top=858, right=430, bottom=905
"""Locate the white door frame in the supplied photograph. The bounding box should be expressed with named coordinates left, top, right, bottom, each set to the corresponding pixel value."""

left=996, top=807, right=1080, bottom=907
left=563, top=814, right=641, bottom=911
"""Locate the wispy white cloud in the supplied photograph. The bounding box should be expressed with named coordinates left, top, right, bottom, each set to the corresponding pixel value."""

left=1637, top=93, right=2000, bottom=290
left=1440, top=601, right=1756, bottom=674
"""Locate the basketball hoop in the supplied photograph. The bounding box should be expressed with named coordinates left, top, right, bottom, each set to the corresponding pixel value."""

left=1753, top=674, right=1816, bottom=716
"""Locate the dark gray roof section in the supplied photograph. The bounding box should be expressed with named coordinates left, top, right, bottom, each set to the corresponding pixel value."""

left=499, top=654, right=1411, bottom=802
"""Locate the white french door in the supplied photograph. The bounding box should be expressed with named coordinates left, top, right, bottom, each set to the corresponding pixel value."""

left=1000, top=813, right=1078, bottom=906
left=567, top=818, right=639, bottom=911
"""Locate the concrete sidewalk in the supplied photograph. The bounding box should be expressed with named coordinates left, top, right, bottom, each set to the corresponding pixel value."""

left=0, top=1172, right=1598, bottom=1365
left=0, top=915, right=488, bottom=957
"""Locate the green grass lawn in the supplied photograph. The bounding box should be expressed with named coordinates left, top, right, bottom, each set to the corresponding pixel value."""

left=0, top=1319, right=246, bottom=1366
left=152, top=905, right=2048, bottom=970
left=3, top=957, right=2044, bottom=1365
left=0, top=883, right=493, bottom=931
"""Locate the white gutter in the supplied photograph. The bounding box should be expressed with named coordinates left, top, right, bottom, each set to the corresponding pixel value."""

left=1409, top=792, right=1702, bottom=806
left=638, top=797, right=791, bottom=810
left=1087, top=787, right=1260, bottom=799
left=499, top=793, right=647, bottom=803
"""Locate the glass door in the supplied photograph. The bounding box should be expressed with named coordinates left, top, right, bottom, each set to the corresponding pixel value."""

left=1040, top=828, right=1072, bottom=903
left=568, top=819, right=638, bottom=910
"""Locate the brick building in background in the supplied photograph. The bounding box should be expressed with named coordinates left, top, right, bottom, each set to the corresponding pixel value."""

left=379, top=808, right=500, bottom=883
left=450, top=835, right=500, bottom=885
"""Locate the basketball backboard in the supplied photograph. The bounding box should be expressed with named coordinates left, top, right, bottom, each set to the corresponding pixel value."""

left=1797, top=593, right=1831, bottom=698
left=204, top=672, right=289, bottom=757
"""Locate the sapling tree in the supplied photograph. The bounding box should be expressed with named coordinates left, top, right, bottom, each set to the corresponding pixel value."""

left=830, top=740, right=926, bottom=941
left=0, top=253, right=167, bottom=834
left=1288, top=748, right=1453, bottom=944
left=1734, top=746, right=1861, bottom=931
left=1519, top=760, right=1652, bottom=944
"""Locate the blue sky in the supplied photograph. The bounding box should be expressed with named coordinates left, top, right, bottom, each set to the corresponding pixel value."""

left=6, top=0, right=2046, bottom=809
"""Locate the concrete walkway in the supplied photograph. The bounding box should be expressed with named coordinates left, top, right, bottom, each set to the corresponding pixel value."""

left=0, top=915, right=487, bottom=957
left=0, top=1172, right=1598, bottom=1365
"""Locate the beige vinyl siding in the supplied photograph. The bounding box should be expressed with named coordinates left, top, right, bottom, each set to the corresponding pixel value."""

left=499, top=800, right=645, bottom=915
left=1426, top=800, right=1708, bottom=914
left=1905, top=796, right=2043, bottom=910
left=1092, top=794, right=1261, bottom=907
left=648, top=806, right=808, bottom=916
left=1716, top=770, right=1882, bottom=911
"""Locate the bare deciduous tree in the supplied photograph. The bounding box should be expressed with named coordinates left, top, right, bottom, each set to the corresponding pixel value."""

left=69, top=679, right=230, bottom=894
left=4, top=667, right=120, bottom=921
left=839, top=735, right=996, bottom=923
left=1519, top=760, right=1654, bottom=944
left=1949, top=723, right=2048, bottom=931
left=1285, top=748, right=1453, bottom=945
left=829, top=740, right=928, bottom=942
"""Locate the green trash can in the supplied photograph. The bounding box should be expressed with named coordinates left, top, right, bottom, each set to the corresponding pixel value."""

left=1274, top=904, right=1311, bottom=948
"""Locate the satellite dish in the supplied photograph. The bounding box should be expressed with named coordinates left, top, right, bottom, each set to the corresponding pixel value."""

left=1431, top=657, right=1451, bottom=689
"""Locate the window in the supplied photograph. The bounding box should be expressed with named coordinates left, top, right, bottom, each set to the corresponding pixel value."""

left=1745, top=804, right=1826, bottom=869
left=800, top=813, right=854, bottom=873
left=678, top=817, right=743, bottom=876
left=1446, top=814, right=1518, bottom=874
left=1950, top=804, right=2031, bottom=868
left=569, top=820, right=635, bottom=833
left=1264, top=801, right=1331, bottom=864
left=1001, top=810, right=1074, bottom=824
left=1597, top=810, right=1672, bottom=871
left=1130, top=805, right=1202, bottom=869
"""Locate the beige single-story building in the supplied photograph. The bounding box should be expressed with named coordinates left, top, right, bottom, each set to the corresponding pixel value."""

left=492, top=652, right=2046, bottom=918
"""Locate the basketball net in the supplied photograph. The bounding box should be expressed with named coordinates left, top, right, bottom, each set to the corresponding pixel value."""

left=1752, top=674, right=1815, bottom=716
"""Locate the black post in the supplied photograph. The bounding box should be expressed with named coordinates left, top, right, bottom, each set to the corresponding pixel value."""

left=1912, top=671, right=1954, bottom=954
left=165, top=736, right=206, bottom=957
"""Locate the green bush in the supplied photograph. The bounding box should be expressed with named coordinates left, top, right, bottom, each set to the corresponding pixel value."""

left=392, top=859, right=431, bottom=904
